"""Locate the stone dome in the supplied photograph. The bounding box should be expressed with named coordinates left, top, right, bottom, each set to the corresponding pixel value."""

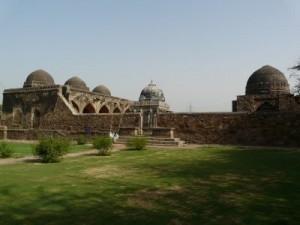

left=65, top=76, right=89, bottom=91
left=93, top=85, right=111, bottom=96
left=246, top=65, right=290, bottom=95
left=23, top=69, right=55, bottom=88
left=139, top=81, right=165, bottom=102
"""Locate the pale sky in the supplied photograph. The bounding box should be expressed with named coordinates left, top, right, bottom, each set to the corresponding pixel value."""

left=1, top=0, right=300, bottom=112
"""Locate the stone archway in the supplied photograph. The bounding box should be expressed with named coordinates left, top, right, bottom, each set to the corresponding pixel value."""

left=83, top=103, right=96, bottom=113
left=13, top=108, right=23, bottom=125
left=125, top=107, right=133, bottom=113
left=113, top=107, right=121, bottom=113
left=33, top=109, right=41, bottom=128
left=256, top=102, right=278, bottom=112
left=99, top=105, right=109, bottom=113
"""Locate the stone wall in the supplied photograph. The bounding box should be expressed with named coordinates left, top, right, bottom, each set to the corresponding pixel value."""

left=4, top=129, right=63, bottom=140
left=40, top=96, right=140, bottom=133
left=2, top=86, right=60, bottom=128
left=233, top=94, right=300, bottom=112
left=157, top=112, right=300, bottom=146
left=3, top=86, right=300, bottom=147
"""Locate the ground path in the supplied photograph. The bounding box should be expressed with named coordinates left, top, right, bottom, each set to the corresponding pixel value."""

left=0, top=144, right=126, bottom=166
left=2, top=141, right=294, bottom=166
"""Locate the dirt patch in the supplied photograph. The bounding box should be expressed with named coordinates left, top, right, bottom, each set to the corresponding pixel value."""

left=1, top=139, right=38, bottom=144
left=127, top=196, right=156, bottom=210
left=83, top=165, right=135, bottom=179
left=127, top=185, right=185, bottom=210
left=0, top=156, right=37, bottom=165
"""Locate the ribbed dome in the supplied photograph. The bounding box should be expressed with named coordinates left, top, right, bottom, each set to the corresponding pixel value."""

left=65, top=76, right=89, bottom=91
left=246, top=65, right=290, bottom=95
left=139, top=81, right=165, bottom=102
left=93, top=85, right=111, bottom=96
left=23, top=69, right=55, bottom=88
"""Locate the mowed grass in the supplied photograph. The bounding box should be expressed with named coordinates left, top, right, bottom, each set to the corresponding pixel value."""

left=0, top=146, right=300, bottom=225
left=0, top=141, right=91, bottom=157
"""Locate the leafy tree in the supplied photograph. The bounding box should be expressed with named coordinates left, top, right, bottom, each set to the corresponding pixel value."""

left=291, top=62, right=300, bottom=95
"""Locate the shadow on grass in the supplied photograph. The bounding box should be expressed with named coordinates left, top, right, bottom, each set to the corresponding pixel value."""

left=0, top=148, right=300, bottom=225
left=124, top=148, right=146, bottom=151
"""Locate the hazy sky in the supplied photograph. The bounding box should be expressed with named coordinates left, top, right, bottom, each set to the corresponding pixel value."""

left=1, top=0, right=300, bottom=112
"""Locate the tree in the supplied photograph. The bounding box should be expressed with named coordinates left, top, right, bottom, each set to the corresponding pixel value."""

left=290, top=62, right=300, bottom=95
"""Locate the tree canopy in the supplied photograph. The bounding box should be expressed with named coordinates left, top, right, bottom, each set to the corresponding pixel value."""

left=291, top=62, right=300, bottom=95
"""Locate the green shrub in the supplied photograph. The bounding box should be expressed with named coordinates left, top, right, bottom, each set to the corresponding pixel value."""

left=34, top=137, right=70, bottom=163
left=76, top=135, right=87, bottom=145
left=126, top=136, right=148, bottom=150
left=93, top=136, right=113, bottom=156
left=0, top=142, right=13, bottom=158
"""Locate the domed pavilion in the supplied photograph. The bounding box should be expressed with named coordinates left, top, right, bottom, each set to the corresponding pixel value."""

left=232, top=65, right=295, bottom=112
left=23, top=69, right=55, bottom=88
left=65, top=76, right=89, bottom=91
left=93, top=85, right=111, bottom=96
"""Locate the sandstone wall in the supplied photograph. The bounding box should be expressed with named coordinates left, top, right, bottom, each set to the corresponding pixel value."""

left=5, top=129, right=63, bottom=140
left=3, top=88, right=300, bottom=147
left=2, top=87, right=60, bottom=128
left=157, top=112, right=300, bottom=146
left=234, top=94, right=300, bottom=113
left=40, top=96, right=140, bottom=133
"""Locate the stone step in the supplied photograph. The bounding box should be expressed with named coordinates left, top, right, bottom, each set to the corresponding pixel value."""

left=117, top=139, right=182, bottom=144
left=118, top=136, right=181, bottom=141
left=116, top=140, right=184, bottom=147
left=116, top=136, right=185, bottom=147
left=117, top=139, right=182, bottom=145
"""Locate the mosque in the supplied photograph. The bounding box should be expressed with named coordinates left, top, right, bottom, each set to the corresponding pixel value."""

left=1, top=70, right=169, bottom=130
left=1, top=65, right=300, bottom=146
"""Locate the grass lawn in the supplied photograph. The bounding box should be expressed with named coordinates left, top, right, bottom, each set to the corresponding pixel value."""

left=0, top=141, right=91, bottom=158
left=0, top=146, right=300, bottom=225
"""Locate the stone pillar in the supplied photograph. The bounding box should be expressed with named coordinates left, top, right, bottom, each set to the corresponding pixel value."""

left=134, top=128, right=138, bottom=136
left=0, top=126, right=7, bottom=140
left=153, top=112, right=157, bottom=128
left=170, top=128, right=174, bottom=139
left=139, top=109, right=143, bottom=135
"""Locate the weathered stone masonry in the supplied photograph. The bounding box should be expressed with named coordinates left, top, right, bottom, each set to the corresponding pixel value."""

left=158, top=112, right=300, bottom=146
left=41, top=95, right=140, bottom=132
left=2, top=66, right=300, bottom=147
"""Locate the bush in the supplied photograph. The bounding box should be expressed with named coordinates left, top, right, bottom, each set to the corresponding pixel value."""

left=34, top=137, right=70, bottom=163
left=76, top=135, right=87, bottom=145
left=0, top=142, right=13, bottom=158
left=126, top=136, right=148, bottom=150
left=93, top=136, right=113, bottom=156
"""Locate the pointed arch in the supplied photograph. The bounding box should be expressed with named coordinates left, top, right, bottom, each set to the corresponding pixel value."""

left=71, top=101, right=80, bottom=113
left=113, top=107, right=121, bottom=113
left=99, top=105, right=109, bottom=113
left=256, top=102, right=278, bottom=112
left=33, top=109, right=41, bottom=128
left=13, top=108, right=23, bottom=125
left=125, top=108, right=133, bottom=113
left=83, top=103, right=96, bottom=114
